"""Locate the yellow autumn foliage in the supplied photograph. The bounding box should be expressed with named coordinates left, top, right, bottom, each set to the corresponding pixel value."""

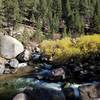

left=40, top=34, right=100, bottom=63
left=77, top=34, right=100, bottom=53
left=40, top=40, right=56, bottom=56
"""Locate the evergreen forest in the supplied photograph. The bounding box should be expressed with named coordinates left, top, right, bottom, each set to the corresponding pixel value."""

left=0, top=0, right=100, bottom=36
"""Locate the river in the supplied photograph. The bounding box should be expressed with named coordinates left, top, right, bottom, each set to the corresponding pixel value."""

left=0, top=77, right=65, bottom=100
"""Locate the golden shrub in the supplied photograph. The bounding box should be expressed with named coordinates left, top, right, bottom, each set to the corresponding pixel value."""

left=40, top=40, right=56, bottom=56
left=40, top=34, right=100, bottom=63
left=77, top=34, right=100, bottom=53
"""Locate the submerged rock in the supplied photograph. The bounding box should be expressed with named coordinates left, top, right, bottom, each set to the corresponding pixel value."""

left=0, top=35, right=24, bottom=59
left=40, top=63, right=52, bottom=70
left=34, top=80, right=62, bottom=91
left=36, top=69, right=53, bottom=79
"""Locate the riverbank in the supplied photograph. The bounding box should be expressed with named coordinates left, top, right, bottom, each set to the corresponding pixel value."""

left=0, top=67, right=34, bottom=81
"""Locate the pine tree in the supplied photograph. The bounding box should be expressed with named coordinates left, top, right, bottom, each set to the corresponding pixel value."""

left=66, top=0, right=72, bottom=30
left=51, top=0, right=62, bottom=32
left=1, top=0, right=20, bottom=27
left=0, top=0, right=20, bottom=35
left=92, top=0, right=100, bottom=32
left=74, top=10, right=84, bottom=33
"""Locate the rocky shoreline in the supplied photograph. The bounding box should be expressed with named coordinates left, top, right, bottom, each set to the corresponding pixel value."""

left=0, top=67, right=34, bottom=81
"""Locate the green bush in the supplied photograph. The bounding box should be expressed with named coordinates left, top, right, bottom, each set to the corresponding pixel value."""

left=15, top=29, right=46, bottom=44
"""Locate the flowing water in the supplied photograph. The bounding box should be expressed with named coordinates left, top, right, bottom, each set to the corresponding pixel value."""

left=0, top=77, right=65, bottom=100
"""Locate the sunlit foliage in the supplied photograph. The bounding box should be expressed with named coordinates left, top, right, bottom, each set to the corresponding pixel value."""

left=40, top=34, right=100, bottom=63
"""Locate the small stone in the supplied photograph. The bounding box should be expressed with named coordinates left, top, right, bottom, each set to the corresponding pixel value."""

left=52, top=68, right=65, bottom=77
left=32, top=53, right=41, bottom=61
left=4, top=68, right=11, bottom=74
left=9, top=59, right=19, bottom=68
left=18, top=63, right=27, bottom=68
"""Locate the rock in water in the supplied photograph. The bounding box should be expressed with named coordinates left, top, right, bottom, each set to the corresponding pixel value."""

left=18, top=63, right=27, bottom=68
left=0, top=35, right=24, bottom=59
left=13, top=93, right=28, bottom=100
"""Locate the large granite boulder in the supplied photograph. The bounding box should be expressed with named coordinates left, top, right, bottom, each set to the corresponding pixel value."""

left=0, top=35, right=24, bottom=59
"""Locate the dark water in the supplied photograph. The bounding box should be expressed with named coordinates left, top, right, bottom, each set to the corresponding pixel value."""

left=0, top=78, right=34, bottom=100
left=0, top=78, right=65, bottom=100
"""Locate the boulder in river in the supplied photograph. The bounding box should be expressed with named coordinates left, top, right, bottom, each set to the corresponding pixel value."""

left=0, top=35, right=24, bottom=59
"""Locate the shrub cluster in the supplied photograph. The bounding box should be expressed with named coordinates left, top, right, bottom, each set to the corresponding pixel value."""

left=40, top=34, right=100, bottom=63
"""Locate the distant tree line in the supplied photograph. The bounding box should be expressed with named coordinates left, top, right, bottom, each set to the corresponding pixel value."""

left=0, top=0, right=100, bottom=35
